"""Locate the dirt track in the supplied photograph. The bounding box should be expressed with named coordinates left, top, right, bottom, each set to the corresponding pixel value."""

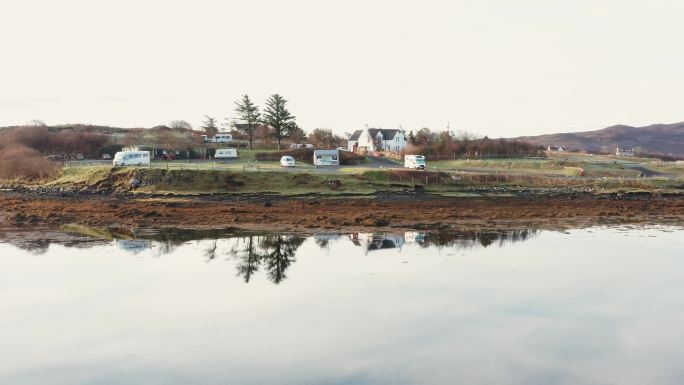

left=2, top=193, right=684, bottom=233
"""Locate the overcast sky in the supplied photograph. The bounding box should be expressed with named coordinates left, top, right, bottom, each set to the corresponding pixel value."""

left=1, top=0, right=683, bottom=137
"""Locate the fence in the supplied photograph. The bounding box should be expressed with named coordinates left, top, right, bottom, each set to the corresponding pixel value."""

left=357, top=169, right=676, bottom=187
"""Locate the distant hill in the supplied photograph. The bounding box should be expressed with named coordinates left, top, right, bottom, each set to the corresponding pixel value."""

left=515, top=122, right=684, bottom=157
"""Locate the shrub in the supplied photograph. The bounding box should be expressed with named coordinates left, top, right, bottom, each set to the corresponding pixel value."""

left=0, top=145, right=60, bottom=180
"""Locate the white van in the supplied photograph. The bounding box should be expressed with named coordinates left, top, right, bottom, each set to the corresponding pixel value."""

left=280, top=156, right=295, bottom=167
left=214, top=134, right=233, bottom=143
left=215, top=148, right=238, bottom=159
left=404, top=155, right=426, bottom=170
left=113, top=151, right=150, bottom=167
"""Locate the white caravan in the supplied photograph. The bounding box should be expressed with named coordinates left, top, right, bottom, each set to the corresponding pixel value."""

left=203, top=134, right=234, bottom=143
left=215, top=149, right=238, bottom=159
left=404, top=155, right=426, bottom=170
left=113, top=151, right=150, bottom=167
left=313, top=150, right=340, bottom=166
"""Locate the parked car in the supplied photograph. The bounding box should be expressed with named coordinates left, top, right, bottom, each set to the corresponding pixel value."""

left=159, top=153, right=176, bottom=161
left=102, top=153, right=112, bottom=160
left=290, top=143, right=315, bottom=149
left=280, top=155, right=296, bottom=167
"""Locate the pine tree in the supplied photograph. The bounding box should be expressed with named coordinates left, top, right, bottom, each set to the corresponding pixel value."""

left=408, top=131, right=417, bottom=145
left=233, top=95, right=261, bottom=150
left=262, top=94, right=296, bottom=150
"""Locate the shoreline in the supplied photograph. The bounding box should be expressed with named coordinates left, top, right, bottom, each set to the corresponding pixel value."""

left=2, top=192, right=683, bottom=235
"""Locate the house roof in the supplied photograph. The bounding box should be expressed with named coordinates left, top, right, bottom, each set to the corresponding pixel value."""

left=348, top=128, right=403, bottom=142
left=348, top=130, right=363, bottom=141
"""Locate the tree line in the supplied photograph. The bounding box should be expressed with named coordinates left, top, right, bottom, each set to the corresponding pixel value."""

left=406, top=128, right=543, bottom=159
left=200, top=94, right=346, bottom=150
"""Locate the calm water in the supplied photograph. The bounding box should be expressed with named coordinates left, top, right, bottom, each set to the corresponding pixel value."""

left=1, top=226, right=683, bottom=385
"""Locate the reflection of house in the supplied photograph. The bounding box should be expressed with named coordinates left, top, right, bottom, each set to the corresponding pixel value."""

left=116, top=239, right=152, bottom=254
left=348, top=127, right=408, bottom=153
left=615, top=147, right=635, bottom=157
left=404, top=231, right=426, bottom=244
left=349, top=233, right=406, bottom=251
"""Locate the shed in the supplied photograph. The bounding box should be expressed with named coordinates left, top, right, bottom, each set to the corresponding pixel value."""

left=313, top=149, right=340, bottom=166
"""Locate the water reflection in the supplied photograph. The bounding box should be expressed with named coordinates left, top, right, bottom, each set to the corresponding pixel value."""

left=348, top=229, right=538, bottom=253
left=226, top=235, right=305, bottom=284
left=0, top=226, right=539, bottom=285
left=1, top=225, right=683, bottom=384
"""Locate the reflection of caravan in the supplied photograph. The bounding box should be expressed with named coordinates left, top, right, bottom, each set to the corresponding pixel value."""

left=116, top=239, right=152, bottom=254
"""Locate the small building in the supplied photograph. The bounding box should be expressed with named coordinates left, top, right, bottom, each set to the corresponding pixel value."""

left=547, top=145, right=565, bottom=152
left=616, top=147, right=635, bottom=157
left=347, top=127, right=408, bottom=153
left=313, top=149, right=340, bottom=166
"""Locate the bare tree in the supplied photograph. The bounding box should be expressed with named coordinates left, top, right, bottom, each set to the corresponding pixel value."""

left=170, top=120, right=193, bottom=130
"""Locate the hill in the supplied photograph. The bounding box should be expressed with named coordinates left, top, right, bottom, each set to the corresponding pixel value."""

left=515, top=122, right=684, bottom=157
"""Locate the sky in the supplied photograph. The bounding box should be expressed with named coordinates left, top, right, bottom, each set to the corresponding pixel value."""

left=1, top=0, right=683, bottom=137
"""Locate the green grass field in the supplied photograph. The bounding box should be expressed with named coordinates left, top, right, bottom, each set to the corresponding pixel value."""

left=38, top=152, right=684, bottom=196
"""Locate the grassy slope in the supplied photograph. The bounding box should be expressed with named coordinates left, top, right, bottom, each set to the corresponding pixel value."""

left=41, top=164, right=682, bottom=197
left=49, top=166, right=381, bottom=195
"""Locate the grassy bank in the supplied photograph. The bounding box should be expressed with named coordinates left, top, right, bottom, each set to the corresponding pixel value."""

left=18, top=164, right=679, bottom=197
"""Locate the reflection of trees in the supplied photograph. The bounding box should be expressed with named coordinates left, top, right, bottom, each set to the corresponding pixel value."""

left=260, top=236, right=304, bottom=284
left=421, top=229, right=539, bottom=249
left=7, top=238, right=51, bottom=255
left=230, top=235, right=305, bottom=284
left=149, top=228, right=235, bottom=256
left=0, top=229, right=110, bottom=255
left=203, top=239, right=218, bottom=262
left=231, top=236, right=261, bottom=283
left=347, top=229, right=539, bottom=252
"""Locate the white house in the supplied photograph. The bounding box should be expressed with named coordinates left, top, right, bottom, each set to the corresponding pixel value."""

left=347, top=127, right=408, bottom=153
left=615, top=147, right=635, bottom=157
